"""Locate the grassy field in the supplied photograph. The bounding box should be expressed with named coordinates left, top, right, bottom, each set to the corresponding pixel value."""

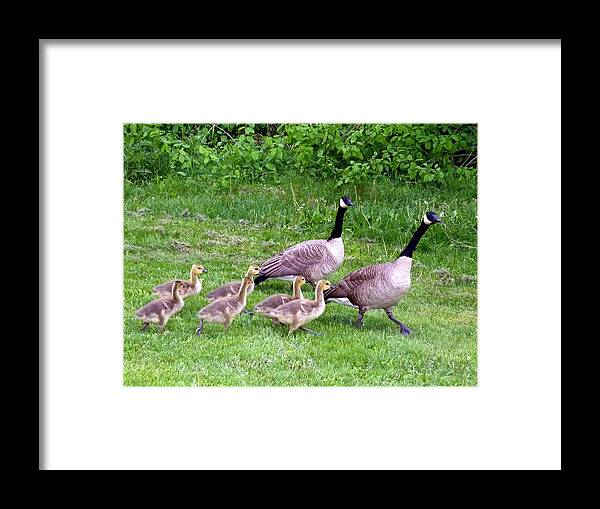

left=124, top=176, right=477, bottom=386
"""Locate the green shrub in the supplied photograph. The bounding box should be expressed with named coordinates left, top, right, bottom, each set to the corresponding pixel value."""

left=124, top=123, right=477, bottom=188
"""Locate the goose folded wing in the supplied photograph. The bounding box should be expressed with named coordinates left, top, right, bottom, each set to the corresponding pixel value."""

left=324, top=264, right=381, bottom=300
left=259, top=240, right=327, bottom=277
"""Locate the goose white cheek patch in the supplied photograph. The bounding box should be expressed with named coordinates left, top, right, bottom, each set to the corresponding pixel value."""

left=423, top=214, right=432, bottom=225
left=340, top=199, right=349, bottom=208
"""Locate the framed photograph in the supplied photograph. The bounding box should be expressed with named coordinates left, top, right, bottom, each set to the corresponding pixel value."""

left=41, top=40, right=561, bottom=470
left=124, top=122, right=478, bottom=387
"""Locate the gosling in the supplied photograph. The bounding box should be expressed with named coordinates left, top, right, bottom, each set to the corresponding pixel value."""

left=267, top=279, right=331, bottom=335
left=152, top=264, right=208, bottom=299
left=196, top=276, right=254, bottom=335
left=254, top=276, right=306, bottom=324
left=135, top=280, right=185, bottom=332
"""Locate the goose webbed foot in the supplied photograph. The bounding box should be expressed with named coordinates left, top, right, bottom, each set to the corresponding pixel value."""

left=398, top=323, right=411, bottom=336
left=384, top=308, right=411, bottom=335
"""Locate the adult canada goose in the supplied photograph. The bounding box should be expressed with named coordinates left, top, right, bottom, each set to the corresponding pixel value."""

left=267, top=279, right=331, bottom=335
left=253, top=196, right=355, bottom=286
left=196, top=276, right=254, bottom=335
left=152, top=264, right=208, bottom=299
left=136, top=280, right=185, bottom=332
left=323, top=211, right=443, bottom=335
left=253, top=276, right=306, bottom=322
left=206, top=265, right=261, bottom=303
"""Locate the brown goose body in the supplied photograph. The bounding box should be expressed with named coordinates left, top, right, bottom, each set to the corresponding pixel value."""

left=196, top=277, right=254, bottom=333
left=268, top=280, right=331, bottom=334
left=153, top=264, right=207, bottom=299
left=324, top=257, right=412, bottom=310
left=254, top=276, right=305, bottom=319
left=253, top=197, right=354, bottom=286
left=136, top=281, right=185, bottom=330
left=323, top=212, right=443, bottom=334
left=257, top=238, right=344, bottom=285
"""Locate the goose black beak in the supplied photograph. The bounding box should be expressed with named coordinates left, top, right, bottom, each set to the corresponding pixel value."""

left=430, top=213, right=443, bottom=224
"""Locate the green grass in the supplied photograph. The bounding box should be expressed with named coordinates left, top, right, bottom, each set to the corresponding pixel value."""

left=124, top=176, right=477, bottom=386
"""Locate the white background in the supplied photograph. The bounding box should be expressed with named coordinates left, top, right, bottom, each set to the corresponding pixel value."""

left=41, top=41, right=561, bottom=470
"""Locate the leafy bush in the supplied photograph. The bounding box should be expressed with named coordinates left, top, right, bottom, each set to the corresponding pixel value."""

left=124, top=123, right=477, bottom=188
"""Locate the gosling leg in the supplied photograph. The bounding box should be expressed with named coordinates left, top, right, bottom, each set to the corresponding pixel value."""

left=195, top=318, right=204, bottom=336
left=384, top=308, right=411, bottom=335
left=157, top=310, right=166, bottom=332
left=141, top=322, right=150, bottom=332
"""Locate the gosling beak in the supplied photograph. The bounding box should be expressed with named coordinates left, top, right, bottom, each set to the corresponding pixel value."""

left=202, top=268, right=208, bottom=273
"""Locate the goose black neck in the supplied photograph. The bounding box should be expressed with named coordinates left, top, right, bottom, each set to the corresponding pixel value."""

left=328, top=206, right=347, bottom=240
left=399, top=222, right=431, bottom=258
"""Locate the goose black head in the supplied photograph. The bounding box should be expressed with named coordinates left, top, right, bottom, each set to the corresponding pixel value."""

left=424, top=211, right=443, bottom=225
left=340, top=196, right=355, bottom=208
